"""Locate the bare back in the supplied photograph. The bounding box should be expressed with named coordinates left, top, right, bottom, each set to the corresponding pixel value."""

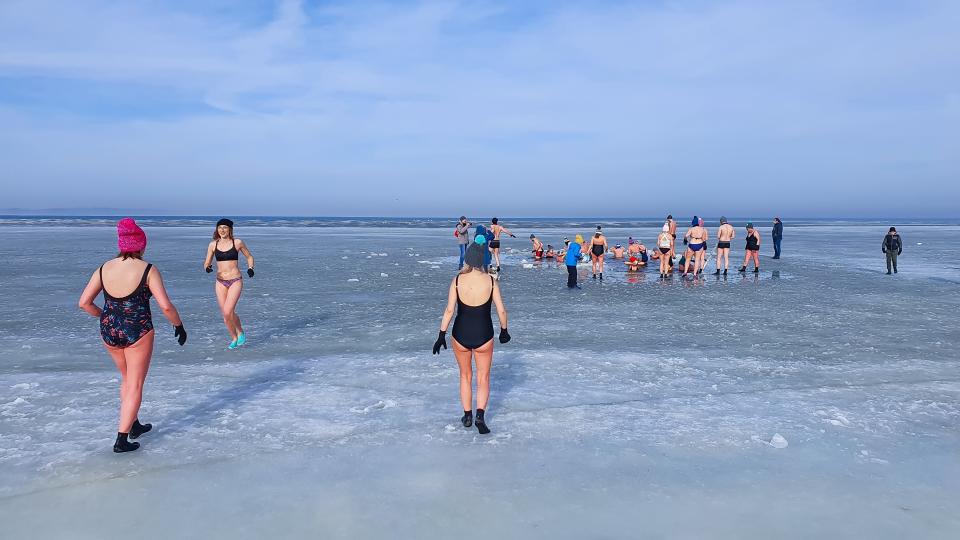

left=456, top=270, right=494, bottom=306
left=687, top=226, right=706, bottom=243
left=101, top=258, right=152, bottom=298
left=718, top=224, right=735, bottom=241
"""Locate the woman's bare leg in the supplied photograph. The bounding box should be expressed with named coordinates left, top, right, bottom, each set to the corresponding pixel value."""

left=473, top=339, right=494, bottom=410
left=215, top=282, right=237, bottom=339
left=224, top=280, right=244, bottom=335
left=452, top=339, right=474, bottom=411
left=105, top=330, right=154, bottom=433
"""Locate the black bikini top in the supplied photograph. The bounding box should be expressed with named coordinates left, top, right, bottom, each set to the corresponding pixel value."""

left=215, top=239, right=239, bottom=261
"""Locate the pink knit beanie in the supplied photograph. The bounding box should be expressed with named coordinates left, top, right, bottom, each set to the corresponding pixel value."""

left=117, top=218, right=147, bottom=252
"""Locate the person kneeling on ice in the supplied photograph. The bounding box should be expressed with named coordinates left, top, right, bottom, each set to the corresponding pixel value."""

left=628, top=238, right=648, bottom=263
left=530, top=234, right=544, bottom=260
left=625, top=255, right=645, bottom=272
left=432, top=241, right=511, bottom=435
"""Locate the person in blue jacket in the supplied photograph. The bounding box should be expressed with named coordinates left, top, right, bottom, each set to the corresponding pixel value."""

left=565, top=238, right=582, bottom=288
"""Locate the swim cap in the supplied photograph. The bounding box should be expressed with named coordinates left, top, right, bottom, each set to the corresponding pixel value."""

left=691, top=216, right=699, bottom=226
left=117, top=218, right=146, bottom=252
left=720, top=216, right=727, bottom=224
left=628, top=239, right=634, bottom=245
left=662, top=224, right=669, bottom=232
left=464, top=243, right=485, bottom=268
left=216, top=218, right=233, bottom=228
left=615, top=244, right=622, bottom=248
left=575, top=234, right=584, bottom=243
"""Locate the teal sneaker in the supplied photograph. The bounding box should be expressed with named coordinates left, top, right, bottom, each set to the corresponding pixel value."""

left=236, top=333, right=246, bottom=347
left=228, top=338, right=238, bottom=350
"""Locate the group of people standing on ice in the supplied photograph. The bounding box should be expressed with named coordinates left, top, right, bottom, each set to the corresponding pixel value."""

left=456, top=215, right=786, bottom=288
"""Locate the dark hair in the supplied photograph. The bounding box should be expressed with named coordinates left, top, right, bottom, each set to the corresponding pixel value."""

left=491, top=217, right=498, bottom=224
left=595, top=232, right=601, bottom=238
left=116, top=251, right=143, bottom=260
left=889, top=226, right=896, bottom=232
left=667, top=214, right=673, bottom=220
left=213, top=224, right=234, bottom=240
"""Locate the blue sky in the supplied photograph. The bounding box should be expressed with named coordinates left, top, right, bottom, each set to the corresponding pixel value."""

left=1, top=0, right=958, bottom=217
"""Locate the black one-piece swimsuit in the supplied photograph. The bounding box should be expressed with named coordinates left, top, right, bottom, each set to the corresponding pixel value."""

left=451, top=275, right=495, bottom=349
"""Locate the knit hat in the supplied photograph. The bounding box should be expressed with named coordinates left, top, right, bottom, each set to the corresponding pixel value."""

left=464, top=242, right=486, bottom=268
left=216, top=218, right=234, bottom=228
left=117, top=218, right=146, bottom=252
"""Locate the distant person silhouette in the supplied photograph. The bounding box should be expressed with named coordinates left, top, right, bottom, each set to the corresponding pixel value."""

left=882, top=227, right=903, bottom=274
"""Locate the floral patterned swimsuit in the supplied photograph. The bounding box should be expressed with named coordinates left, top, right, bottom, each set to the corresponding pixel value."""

left=99, top=264, right=154, bottom=347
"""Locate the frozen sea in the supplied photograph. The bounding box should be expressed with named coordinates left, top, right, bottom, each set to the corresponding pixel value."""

left=1, top=217, right=959, bottom=539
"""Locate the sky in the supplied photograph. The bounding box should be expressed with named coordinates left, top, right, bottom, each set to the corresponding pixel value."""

left=1, top=0, right=958, bottom=217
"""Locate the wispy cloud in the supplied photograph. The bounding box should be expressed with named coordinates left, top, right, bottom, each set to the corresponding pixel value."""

left=1, top=0, right=958, bottom=216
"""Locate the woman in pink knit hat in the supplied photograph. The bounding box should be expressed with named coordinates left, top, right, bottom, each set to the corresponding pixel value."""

left=78, top=218, right=187, bottom=453
left=203, top=218, right=256, bottom=349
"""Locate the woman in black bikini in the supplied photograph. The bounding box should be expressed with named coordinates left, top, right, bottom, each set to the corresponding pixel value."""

left=203, top=218, right=255, bottom=349
left=78, top=218, right=186, bottom=453
left=433, top=241, right=510, bottom=434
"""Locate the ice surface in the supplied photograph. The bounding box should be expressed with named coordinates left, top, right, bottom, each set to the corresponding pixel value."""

left=0, top=222, right=959, bottom=538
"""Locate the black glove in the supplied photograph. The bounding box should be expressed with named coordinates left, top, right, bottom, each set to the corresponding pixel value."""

left=247, top=268, right=255, bottom=277
left=432, top=330, right=447, bottom=354
left=683, top=238, right=688, bottom=245
left=499, top=327, right=511, bottom=344
left=510, top=234, right=516, bottom=238
left=898, top=250, right=902, bottom=255
left=205, top=265, right=213, bottom=273
left=882, top=248, right=887, bottom=254
left=174, top=324, right=187, bottom=346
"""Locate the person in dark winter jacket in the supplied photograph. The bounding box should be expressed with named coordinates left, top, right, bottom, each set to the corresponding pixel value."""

left=772, top=217, right=783, bottom=259
left=882, top=227, right=903, bottom=274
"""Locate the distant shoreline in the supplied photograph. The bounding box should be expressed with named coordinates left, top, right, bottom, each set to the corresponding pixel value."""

left=1, top=215, right=957, bottom=228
